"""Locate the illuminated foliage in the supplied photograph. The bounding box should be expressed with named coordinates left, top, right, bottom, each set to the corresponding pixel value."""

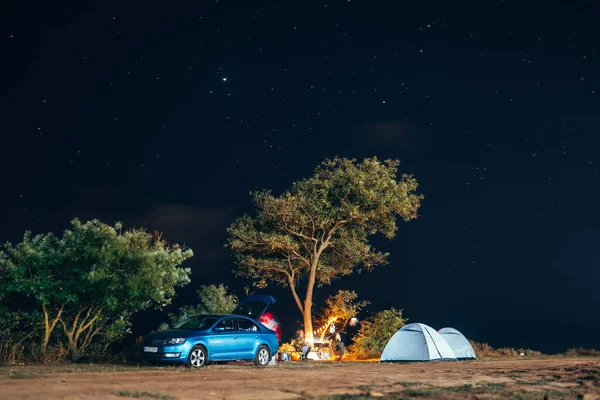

left=315, top=290, right=369, bottom=341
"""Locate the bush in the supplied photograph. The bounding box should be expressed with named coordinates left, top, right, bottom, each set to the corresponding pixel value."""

left=469, top=341, right=543, bottom=358
left=0, top=341, right=25, bottom=364
left=518, top=347, right=543, bottom=357
left=166, top=284, right=238, bottom=327
left=564, top=347, right=600, bottom=357
left=496, top=347, right=519, bottom=357
left=349, top=308, right=407, bottom=359
left=469, top=341, right=495, bottom=357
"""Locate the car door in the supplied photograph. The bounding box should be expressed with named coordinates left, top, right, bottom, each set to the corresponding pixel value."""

left=207, top=317, right=238, bottom=360
left=236, top=317, right=261, bottom=358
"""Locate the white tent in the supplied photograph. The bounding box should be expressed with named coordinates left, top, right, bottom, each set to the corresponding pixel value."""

left=438, top=327, right=476, bottom=360
left=380, top=323, right=457, bottom=362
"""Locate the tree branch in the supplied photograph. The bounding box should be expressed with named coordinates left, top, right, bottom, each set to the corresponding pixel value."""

left=42, top=303, right=49, bottom=333
left=298, top=204, right=317, bottom=237
left=80, top=326, right=101, bottom=353
left=319, top=219, right=349, bottom=253
left=76, top=305, right=94, bottom=335
left=283, top=225, right=318, bottom=243
left=77, top=307, right=103, bottom=336
left=61, top=306, right=85, bottom=336
left=49, top=304, right=65, bottom=333
left=290, top=249, right=311, bottom=268
left=287, top=260, right=304, bottom=315
left=288, top=277, right=305, bottom=315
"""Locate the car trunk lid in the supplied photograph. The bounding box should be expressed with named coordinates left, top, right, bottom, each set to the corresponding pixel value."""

left=231, top=294, right=276, bottom=320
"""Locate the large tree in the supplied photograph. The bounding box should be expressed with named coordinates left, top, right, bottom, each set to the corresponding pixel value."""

left=227, top=157, right=422, bottom=341
left=0, top=219, right=193, bottom=358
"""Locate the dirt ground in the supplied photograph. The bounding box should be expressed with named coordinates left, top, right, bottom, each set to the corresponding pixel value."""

left=1, top=357, right=599, bottom=399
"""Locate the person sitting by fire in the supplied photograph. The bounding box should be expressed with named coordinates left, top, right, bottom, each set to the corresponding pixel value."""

left=301, top=343, right=311, bottom=360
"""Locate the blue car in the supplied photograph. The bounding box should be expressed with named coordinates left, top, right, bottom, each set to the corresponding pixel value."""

left=140, top=294, right=279, bottom=368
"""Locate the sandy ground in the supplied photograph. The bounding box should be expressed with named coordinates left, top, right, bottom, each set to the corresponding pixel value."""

left=0, top=358, right=599, bottom=399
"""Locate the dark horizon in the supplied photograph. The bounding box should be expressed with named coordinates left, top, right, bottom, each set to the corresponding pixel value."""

left=2, top=0, right=599, bottom=354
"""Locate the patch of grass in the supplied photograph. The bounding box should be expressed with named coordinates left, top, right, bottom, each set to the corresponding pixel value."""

left=516, top=379, right=552, bottom=385
left=7, top=371, right=46, bottom=379
left=330, top=383, right=512, bottom=400
left=445, top=383, right=508, bottom=395
left=541, top=391, right=567, bottom=399
left=396, top=382, right=424, bottom=387
left=113, top=391, right=174, bottom=399
left=508, top=390, right=567, bottom=400
left=0, top=363, right=185, bottom=377
left=402, top=388, right=442, bottom=397
left=448, top=384, right=474, bottom=392
left=324, top=394, right=408, bottom=400
left=508, top=390, right=537, bottom=400
left=70, top=364, right=186, bottom=373
left=0, top=370, right=47, bottom=379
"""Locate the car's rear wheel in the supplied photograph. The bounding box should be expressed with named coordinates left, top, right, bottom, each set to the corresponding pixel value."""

left=186, top=345, right=207, bottom=368
left=254, top=345, right=270, bottom=367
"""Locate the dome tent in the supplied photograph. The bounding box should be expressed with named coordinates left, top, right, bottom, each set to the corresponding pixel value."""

left=438, top=327, right=476, bottom=360
left=380, top=323, right=457, bottom=362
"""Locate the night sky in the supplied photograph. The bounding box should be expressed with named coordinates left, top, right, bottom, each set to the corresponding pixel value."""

left=2, top=1, right=599, bottom=353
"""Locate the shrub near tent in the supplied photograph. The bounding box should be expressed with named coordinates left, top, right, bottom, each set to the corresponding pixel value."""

left=438, top=327, right=476, bottom=360
left=380, top=323, right=456, bottom=362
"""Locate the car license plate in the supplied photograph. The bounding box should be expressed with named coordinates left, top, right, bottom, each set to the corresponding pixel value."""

left=144, top=346, right=158, bottom=353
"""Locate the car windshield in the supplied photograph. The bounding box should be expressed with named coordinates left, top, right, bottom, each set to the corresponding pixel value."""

left=173, top=316, right=218, bottom=330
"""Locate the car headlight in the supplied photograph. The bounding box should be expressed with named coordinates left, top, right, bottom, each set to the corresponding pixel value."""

left=166, top=338, right=186, bottom=345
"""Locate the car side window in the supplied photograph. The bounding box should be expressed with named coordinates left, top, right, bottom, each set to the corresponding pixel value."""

left=213, top=318, right=235, bottom=332
left=237, top=318, right=259, bottom=332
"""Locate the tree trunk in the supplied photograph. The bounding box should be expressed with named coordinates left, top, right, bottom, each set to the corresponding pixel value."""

left=287, top=276, right=304, bottom=316
left=41, top=322, right=50, bottom=355
left=303, top=307, right=314, bottom=343
left=65, top=333, right=80, bottom=361
left=40, top=304, right=64, bottom=355
left=303, top=257, right=319, bottom=343
left=60, top=305, right=102, bottom=361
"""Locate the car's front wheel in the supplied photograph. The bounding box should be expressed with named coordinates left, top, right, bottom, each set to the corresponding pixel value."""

left=254, top=345, right=270, bottom=367
left=186, top=345, right=207, bottom=368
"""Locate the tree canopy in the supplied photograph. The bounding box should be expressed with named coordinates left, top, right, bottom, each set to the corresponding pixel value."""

left=0, top=219, right=193, bottom=358
left=227, top=156, right=422, bottom=341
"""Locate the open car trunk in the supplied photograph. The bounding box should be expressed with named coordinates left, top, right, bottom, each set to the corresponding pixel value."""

left=231, top=294, right=276, bottom=320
